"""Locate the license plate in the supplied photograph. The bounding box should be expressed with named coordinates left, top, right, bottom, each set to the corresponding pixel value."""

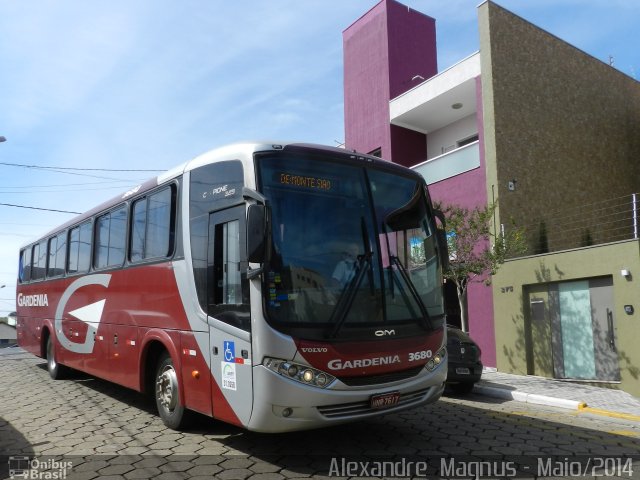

left=456, top=367, right=470, bottom=375
left=370, top=391, right=400, bottom=409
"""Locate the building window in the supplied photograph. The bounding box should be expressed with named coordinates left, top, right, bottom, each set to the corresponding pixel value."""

left=457, top=134, right=479, bottom=148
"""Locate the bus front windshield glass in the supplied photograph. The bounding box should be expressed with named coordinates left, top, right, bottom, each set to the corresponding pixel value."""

left=257, top=154, right=444, bottom=338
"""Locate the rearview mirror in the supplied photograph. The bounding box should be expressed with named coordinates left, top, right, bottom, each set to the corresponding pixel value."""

left=247, top=204, right=267, bottom=263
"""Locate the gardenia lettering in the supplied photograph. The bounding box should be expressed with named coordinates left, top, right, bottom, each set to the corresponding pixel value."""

left=327, top=355, right=400, bottom=371
left=17, top=293, right=49, bottom=307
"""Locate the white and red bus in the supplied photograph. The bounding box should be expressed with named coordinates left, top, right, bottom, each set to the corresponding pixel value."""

left=16, top=142, right=448, bottom=432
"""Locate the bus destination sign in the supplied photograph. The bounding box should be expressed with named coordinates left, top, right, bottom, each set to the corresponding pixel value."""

left=279, top=173, right=332, bottom=191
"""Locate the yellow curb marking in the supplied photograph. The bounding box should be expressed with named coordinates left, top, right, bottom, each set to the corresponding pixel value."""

left=606, top=430, right=640, bottom=437
left=578, top=405, right=640, bottom=422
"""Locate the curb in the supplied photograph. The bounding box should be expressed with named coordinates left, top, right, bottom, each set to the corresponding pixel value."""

left=474, top=384, right=587, bottom=410
left=475, top=384, right=640, bottom=422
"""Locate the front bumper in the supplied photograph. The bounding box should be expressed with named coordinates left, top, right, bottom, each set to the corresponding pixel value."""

left=247, top=360, right=447, bottom=433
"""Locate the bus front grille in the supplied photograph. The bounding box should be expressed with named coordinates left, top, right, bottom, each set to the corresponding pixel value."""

left=317, top=388, right=429, bottom=419
left=337, top=366, right=424, bottom=387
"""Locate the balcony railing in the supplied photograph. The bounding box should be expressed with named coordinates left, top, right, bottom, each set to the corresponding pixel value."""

left=517, top=193, right=639, bottom=256
left=412, top=141, right=480, bottom=185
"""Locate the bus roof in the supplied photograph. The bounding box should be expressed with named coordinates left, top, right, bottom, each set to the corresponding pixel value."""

left=22, top=141, right=420, bottom=247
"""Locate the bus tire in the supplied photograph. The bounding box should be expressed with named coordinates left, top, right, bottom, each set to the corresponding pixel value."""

left=46, top=335, right=68, bottom=380
left=155, top=352, right=189, bottom=430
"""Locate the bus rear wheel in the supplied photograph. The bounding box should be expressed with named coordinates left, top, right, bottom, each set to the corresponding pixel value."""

left=46, top=335, right=68, bottom=380
left=155, top=352, right=189, bottom=430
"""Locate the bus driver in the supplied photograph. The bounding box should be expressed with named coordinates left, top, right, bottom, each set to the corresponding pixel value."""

left=332, top=244, right=359, bottom=287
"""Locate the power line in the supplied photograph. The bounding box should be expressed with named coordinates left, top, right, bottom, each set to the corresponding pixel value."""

left=0, top=233, right=37, bottom=238
left=0, top=202, right=80, bottom=215
left=0, top=179, right=140, bottom=189
left=2, top=167, right=131, bottom=181
left=0, top=161, right=164, bottom=172
left=0, top=222, right=53, bottom=226
left=0, top=163, right=156, bottom=181
left=0, top=185, right=140, bottom=194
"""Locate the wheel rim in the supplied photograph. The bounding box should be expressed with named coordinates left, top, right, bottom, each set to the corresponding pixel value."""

left=156, top=365, right=179, bottom=413
left=47, top=339, right=56, bottom=372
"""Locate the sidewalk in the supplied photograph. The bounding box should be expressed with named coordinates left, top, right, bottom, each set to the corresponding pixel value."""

left=475, top=370, right=640, bottom=419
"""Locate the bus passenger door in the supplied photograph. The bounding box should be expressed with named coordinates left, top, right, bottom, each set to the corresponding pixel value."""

left=208, top=206, right=253, bottom=427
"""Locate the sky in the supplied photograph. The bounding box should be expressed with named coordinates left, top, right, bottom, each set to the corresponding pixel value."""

left=0, top=0, right=638, bottom=316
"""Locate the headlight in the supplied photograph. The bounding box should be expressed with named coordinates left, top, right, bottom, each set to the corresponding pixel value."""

left=263, top=357, right=336, bottom=388
left=425, top=347, right=446, bottom=371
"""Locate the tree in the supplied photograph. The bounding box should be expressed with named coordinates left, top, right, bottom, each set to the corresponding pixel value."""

left=437, top=201, right=526, bottom=333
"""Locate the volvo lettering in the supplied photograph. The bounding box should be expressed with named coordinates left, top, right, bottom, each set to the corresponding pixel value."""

left=16, top=142, right=448, bottom=432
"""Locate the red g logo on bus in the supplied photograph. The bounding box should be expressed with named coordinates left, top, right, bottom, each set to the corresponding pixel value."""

left=54, top=274, right=111, bottom=355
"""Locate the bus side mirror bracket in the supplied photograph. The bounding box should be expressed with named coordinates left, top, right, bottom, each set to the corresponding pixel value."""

left=432, top=209, right=449, bottom=272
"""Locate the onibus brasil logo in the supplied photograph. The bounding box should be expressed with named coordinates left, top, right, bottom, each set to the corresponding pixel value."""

left=8, top=457, right=73, bottom=479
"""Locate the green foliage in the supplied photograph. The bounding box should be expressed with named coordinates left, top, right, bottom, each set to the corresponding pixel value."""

left=435, top=200, right=526, bottom=331
left=436, top=202, right=526, bottom=287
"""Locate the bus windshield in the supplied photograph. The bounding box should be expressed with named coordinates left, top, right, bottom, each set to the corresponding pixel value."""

left=257, top=153, right=445, bottom=340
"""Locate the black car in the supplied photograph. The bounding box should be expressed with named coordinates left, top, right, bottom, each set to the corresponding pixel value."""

left=446, top=326, right=482, bottom=394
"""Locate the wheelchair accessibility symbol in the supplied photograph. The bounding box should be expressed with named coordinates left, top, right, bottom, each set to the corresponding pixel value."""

left=223, top=341, right=235, bottom=363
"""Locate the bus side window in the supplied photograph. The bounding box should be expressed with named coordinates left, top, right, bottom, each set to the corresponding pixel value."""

left=208, top=205, right=250, bottom=331
left=95, top=206, right=127, bottom=269
left=55, top=232, right=66, bottom=276
left=78, top=222, right=92, bottom=272
left=31, top=241, right=47, bottom=281
left=68, top=221, right=92, bottom=274
left=213, top=220, right=242, bottom=305
left=47, top=232, right=66, bottom=278
left=47, top=236, right=58, bottom=278
left=19, top=248, right=31, bottom=283
left=130, top=186, right=174, bottom=263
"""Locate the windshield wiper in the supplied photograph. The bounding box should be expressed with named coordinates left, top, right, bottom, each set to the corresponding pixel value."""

left=389, top=255, right=433, bottom=331
left=327, top=252, right=371, bottom=338
left=327, top=217, right=372, bottom=339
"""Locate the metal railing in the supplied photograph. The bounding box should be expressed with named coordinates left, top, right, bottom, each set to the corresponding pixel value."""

left=516, top=193, right=639, bottom=256
left=412, top=141, right=480, bottom=185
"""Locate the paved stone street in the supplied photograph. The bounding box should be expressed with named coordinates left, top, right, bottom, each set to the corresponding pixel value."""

left=1, top=348, right=639, bottom=479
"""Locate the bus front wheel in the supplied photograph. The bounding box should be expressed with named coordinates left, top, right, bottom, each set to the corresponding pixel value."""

left=155, top=352, right=189, bottom=430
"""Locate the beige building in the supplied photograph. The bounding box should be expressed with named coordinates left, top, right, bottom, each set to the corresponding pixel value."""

left=483, top=2, right=640, bottom=395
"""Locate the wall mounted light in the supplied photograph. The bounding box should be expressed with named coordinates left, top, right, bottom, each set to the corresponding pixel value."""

left=621, top=269, right=631, bottom=278
left=451, top=103, right=463, bottom=110
left=508, top=179, right=517, bottom=191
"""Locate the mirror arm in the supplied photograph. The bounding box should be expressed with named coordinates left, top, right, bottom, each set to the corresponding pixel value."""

left=243, top=187, right=268, bottom=205
left=432, top=208, right=446, bottom=229
left=246, top=266, right=264, bottom=280
left=432, top=209, right=450, bottom=271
